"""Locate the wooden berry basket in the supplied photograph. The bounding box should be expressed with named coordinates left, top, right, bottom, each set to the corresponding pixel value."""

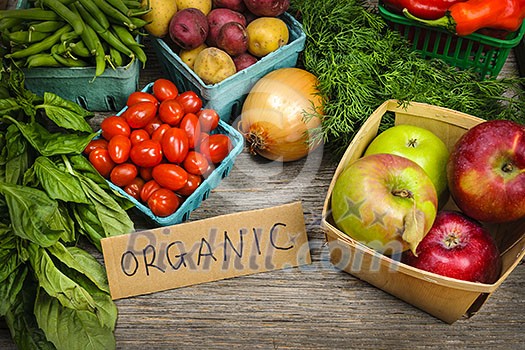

left=321, top=100, right=525, bottom=324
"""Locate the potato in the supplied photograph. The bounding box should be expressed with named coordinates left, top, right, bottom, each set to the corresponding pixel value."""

left=169, top=8, right=209, bottom=50
left=179, top=43, right=208, bottom=70
left=175, top=0, right=212, bottom=15
left=206, top=8, right=246, bottom=47
left=141, top=0, right=178, bottom=37
left=244, top=0, right=289, bottom=16
left=212, top=0, right=246, bottom=12
left=194, top=47, right=237, bottom=84
left=216, top=22, right=248, bottom=56
left=246, top=17, right=289, bottom=57
left=233, top=52, right=258, bottom=71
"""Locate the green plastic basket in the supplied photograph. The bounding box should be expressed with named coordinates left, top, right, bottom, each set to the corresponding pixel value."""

left=379, top=3, right=525, bottom=79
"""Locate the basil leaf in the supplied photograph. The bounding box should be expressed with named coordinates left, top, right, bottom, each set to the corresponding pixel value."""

left=38, top=93, right=93, bottom=133
left=5, top=116, right=96, bottom=156
left=0, top=267, right=27, bottom=317
left=0, top=181, right=61, bottom=247
left=25, top=156, right=89, bottom=204
left=72, top=204, right=105, bottom=251
left=47, top=243, right=110, bottom=294
left=28, top=243, right=97, bottom=312
left=34, top=288, right=116, bottom=350
left=0, top=98, right=22, bottom=117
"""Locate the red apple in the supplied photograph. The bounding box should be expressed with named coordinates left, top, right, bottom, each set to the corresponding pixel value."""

left=331, top=153, right=438, bottom=255
left=403, top=211, right=502, bottom=284
left=447, top=119, right=525, bottom=223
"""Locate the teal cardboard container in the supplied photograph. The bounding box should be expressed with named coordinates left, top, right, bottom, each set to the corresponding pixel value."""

left=107, top=82, right=244, bottom=226
left=151, top=12, right=306, bottom=122
left=23, top=60, right=140, bottom=111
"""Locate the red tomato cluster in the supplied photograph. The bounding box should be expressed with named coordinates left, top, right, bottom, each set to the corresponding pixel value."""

left=84, top=78, right=234, bottom=217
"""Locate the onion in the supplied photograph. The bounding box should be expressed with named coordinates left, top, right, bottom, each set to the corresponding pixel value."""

left=239, top=68, right=324, bottom=162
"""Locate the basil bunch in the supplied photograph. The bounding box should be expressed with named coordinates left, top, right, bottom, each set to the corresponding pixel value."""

left=0, top=62, right=134, bottom=349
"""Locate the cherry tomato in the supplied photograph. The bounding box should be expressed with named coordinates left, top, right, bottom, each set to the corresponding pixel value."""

left=180, top=113, right=201, bottom=149
left=89, top=148, right=115, bottom=178
left=147, top=188, right=181, bottom=217
left=152, top=163, right=188, bottom=191
left=127, top=91, right=159, bottom=107
left=130, top=129, right=150, bottom=146
left=124, top=177, right=145, bottom=200
left=100, top=116, right=131, bottom=140
left=161, top=127, right=189, bottom=164
left=108, top=134, right=131, bottom=164
left=183, top=151, right=209, bottom=176
left=130, top=140, right=163, bottom=168
left=140, top=179, right=162, bottom=202
left=122, top=101, right=158, bottom=129
left=177, top=173, right=202, bottom=197
left=83, top=138, right=108, bottom=155
left=144, top=116, right=163, bottom=135
left=151, top=123, right=171, bottom=142
left=153, top=78, right=178, bottom=101
left=158, top=99, right=185, bottom=126
left=176, top=90, right=202, bottom=114
left=197, top=109, right=220, bottom=132
left=110, top=163, right=138, bottom=187
left=201, top=134, right=232, bottom=163
left=139, top=167, right=153, bottom=181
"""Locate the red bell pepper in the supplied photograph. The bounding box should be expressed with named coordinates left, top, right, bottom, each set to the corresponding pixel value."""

left=403, top=0, right=525, bottom=36
left=382, top=0, right=466, bottom=20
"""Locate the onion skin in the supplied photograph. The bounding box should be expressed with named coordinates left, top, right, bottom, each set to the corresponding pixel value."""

left=240, top=68, right=324, bottom=162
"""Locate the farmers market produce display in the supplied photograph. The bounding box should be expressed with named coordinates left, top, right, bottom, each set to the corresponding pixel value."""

left=0, top=0, right=148, bottom=77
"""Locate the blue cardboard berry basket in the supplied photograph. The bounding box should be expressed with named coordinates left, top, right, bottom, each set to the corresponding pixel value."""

left=105, top=82, right=244, bottom=226
left=151, top=12, right=306, bottom=123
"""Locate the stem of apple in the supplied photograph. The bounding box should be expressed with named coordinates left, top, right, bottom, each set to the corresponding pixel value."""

left=392, top=189, right=413, bottom=199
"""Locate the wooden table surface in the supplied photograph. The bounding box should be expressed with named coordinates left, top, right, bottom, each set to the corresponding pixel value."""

left=1, top=8, right=524, bottom=350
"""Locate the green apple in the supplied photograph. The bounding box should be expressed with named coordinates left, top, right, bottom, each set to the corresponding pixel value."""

left=331, top=153, right=438, bottom=255
left=364, top=124, right=449, bottom=199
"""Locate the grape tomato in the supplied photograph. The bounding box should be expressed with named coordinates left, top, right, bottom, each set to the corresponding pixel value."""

left=158, top=99, right=185, bottom=126
left=152, top=163, right=188, bottom=191
left=197, top=109, right=220, bottom=132
left=84, top=138, right=108, bottom=155
left=100, top=116, right=131, bottom=140
left=175, top=90, right=202, bottom=114
left=130, top=129, right=150, bottom=146
left=147, top=188, right=181, bottom=217
left=127, top=91, right=159, bottom=107
left=108, top=134, right=131, bottom=164
left=130, top=139, right=163, bottom=168
left=110, top=163, right=138, bottom=187
left=161, top=127, right=189, bottom=164
left=153, top=78, right=179, bottom=101
left=180, top=113, right=201, bottom=149
left=89, top=148, right=115, bottom=178
left=123, top=101, right=158, bottom=129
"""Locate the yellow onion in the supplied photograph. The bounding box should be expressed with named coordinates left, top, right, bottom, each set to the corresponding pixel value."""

left=239, top=67, right=324, bottom=162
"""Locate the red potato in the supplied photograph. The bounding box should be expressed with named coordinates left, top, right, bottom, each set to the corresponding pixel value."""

left=243, top=0, right=290, bottom=16
left=206, top=8, right=247, bottom=47
left=233, top=52, right=258, bottom=71
left=213, top=0, right=246, bottom=12
left=217, top=22, right=248, bottom=56
left=169, top=8, right=209, bottom=50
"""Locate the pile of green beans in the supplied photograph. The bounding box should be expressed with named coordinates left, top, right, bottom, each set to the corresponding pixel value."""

left=0, top=0, right=150, bottom=78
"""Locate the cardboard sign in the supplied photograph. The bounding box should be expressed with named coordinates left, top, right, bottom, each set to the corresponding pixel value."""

left=101, top=201, right=311, bottom=299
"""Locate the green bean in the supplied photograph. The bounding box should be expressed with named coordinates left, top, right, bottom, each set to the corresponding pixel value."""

left=41, top=0, right=84, bottom=35
left=51, top=42, right=69, bottom=55
left=29, top=20, right=67, bottom=32
left=108, top=45, right=123, bottom=67
left=5, top=24, right=72, bottom=59
left=7, top=30, right=49, bottom=44
left=0, top=18, right=25, bottom=31
left=106, top=0, right=131, bottom=17
left=26, top=53, right=62, bottom=68
left=111, top=25, right=146, bottom=66
left=93, top=42, right=106, bottom=78
left=0, top=9, right=61, bottom=21
left=73, top=2, right=134, bottom=58
left=69, top=3, right=97, bottom=55
left=78, top=0, right=110, bottom=31
left=52, top=51, right=90, bottom=67
left=69, top=40, right=92, bottom=58
left=129, top=16, right=150, bottom=29
left=123, top=0, right=143, bottom=9
left=128, top=7, right=151, bottom=18
left=91, top=0, right=135, bottom=29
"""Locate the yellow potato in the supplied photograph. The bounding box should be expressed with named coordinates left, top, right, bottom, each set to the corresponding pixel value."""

left=179, top=43, right=207, bottom=70
left=193, top=47, right=237, bottom=84
left=141, top=0, right=178, bottom=37
left=246, top=17, right=289, bottom=58
left=175, top=0, right=212, bottom=15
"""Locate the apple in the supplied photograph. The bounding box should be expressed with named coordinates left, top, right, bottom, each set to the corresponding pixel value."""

left=447, top=119, right=525, bottom=223
left=403, top=211, right=502, bottom=284
left=331, top=153, right=438, bottom=255
left=364, top=124, right=449, bottom=200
